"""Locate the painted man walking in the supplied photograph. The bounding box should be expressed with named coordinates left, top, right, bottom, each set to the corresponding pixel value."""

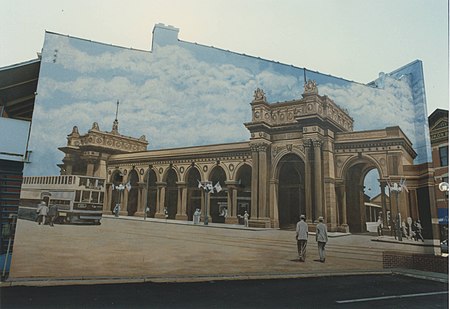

left=296, top=214, right=308, bottom=262
left=316, top=216, right=328, bottom=263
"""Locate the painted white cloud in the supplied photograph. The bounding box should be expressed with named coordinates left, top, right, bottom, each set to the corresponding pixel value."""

left=26, top=33, right=419, bottom=176
left=319, top=76, right=416, bottom=147
left=27, top=41, right=276, bottom=175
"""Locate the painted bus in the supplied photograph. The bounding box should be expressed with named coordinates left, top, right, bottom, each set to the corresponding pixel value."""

left=20, top=175, right=104, bottom=224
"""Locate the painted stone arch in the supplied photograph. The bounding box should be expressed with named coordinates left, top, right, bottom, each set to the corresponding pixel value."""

left=235, top=163, right=252, bottom=220
left=109, top=170, right=124, bottom=213
left=271, top=148, right=307, bottom=179
left=340, top=155, right=383, bottom=233
left=209, top=165, right=228, bottom=223
left=161, top=165, right=182, bottom=182
left=163, top=167, right=178, bottom=219
left=336, top=154, right=385, bottom=180
left=201, top=162, right=229, bottom=181
left=144, top=167, right=158, bottom=218
left=126, top=168, right=139, bottom=216
left=185, top=165, right=202, bottom=221
left=274, top=152, right=306, bottom=228
left=182, top=164, right=201, bottom=181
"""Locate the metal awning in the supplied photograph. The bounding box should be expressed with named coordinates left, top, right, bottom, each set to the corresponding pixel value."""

left=0, top=59, right=40, bottom=121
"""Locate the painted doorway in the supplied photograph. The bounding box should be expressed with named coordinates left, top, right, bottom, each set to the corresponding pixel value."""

left=277, top=154, right=305, bottom=229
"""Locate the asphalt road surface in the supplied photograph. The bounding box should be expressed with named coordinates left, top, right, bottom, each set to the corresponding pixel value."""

left=1, top=274, right=448, bottom=309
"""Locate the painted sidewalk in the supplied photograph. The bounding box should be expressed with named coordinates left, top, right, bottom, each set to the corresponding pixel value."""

left=2, top=216, right=446, bottom=286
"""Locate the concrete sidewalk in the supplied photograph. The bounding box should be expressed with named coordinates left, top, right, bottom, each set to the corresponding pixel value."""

left=1, top=216, right=447, bottom=287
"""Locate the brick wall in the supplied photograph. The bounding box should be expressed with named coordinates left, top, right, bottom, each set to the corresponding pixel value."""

left=383, top=251, right=448, bottom=273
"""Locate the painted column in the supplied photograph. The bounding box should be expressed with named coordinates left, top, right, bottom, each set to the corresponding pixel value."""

left=322, top=133, right=337, bottom=230
left=257, top=143, right=269, bottom=220
left=134, top=182, right=146, bottom=216
left=250, top=144, right=259, bottom=220
left=313, top=139, right=323, bottom=220
left=269, top=178, right=279, bottom=228
left=303, top=140, right=312, bottom=222
left=232, top=188, right=238, bottom=219
left=104, top=183, right=112, bottom=214
left=225, top=181, right=239, bottom=224
left=175, top=182, right=188, bottom=220
left=94, top=157, right=108, bottom=178
left=336, top=183, right=348, bottom=232
left=86, top=160, right=96, bottom=177
left=155, top=182, right=166, bottom=219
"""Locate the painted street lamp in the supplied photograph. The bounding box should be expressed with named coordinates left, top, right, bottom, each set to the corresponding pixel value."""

left=387, top=179, right=408, bottom=242
left=198, top=180, right=222, bottom=225
left=113, top=183, right=126, bottom=217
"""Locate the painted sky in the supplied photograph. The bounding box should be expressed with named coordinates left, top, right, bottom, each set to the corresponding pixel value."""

left=25, top=26, right=428, bottom=180
left=1, top=0, right=448, bottom=115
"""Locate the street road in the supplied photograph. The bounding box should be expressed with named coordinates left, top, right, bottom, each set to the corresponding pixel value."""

left=1, top=274, right=448, bottom=309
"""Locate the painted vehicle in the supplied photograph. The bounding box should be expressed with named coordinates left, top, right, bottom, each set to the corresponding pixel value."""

left=20, top=175, right=104, bottom=224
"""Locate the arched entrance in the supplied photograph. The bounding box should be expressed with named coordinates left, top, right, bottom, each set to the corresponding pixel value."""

left=344, top=162, right=379, bottom=233
left=145, top=169, right=157, bottom=218
left=164, top=168, right=178, bottom=219
left=209, top=166, right=227, bottom=223
left=277, top=154, right=305, bottom=229
left=127, top=169, right=139, bottom=216
left=235, top=164, right=252, bottom=224
left=186, top=167, right=202, bottom=221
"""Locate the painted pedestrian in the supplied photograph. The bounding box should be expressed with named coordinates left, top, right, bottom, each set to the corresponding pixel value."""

left=48, top=204, right=58, bottom=227
left=193, top=208, right=201, bottom=224
left=239, top=211, right=250, bottom=227
left=414, top=219, right=424, bottom=242
left=36, top=201, right=49, bottom=225
left=243, top=211, right=249, bottom=227
left=113, top=204, right=120, bottom=217
left=315, top=216, right=328, bottom=263
left=377, top=214, right=383, bottom=236
left=296, top=214, right=308, bottom=262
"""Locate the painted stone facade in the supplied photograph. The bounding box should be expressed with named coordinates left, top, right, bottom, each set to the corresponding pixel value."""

left=59, top=82, right=437, bottom=236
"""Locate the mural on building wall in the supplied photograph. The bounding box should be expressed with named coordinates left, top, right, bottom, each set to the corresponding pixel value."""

left=25, top=24, right=431, bottom=177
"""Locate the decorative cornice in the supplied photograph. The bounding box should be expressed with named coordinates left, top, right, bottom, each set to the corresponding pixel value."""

left=335, top=140, right=417, bottom=159
left=312, top=139, right=323, bottom=148
left=247, top=83, right=353, bottom=133
left=271, top=143, right=305, bottom=158
left=250, top=142, right=270, bottom=152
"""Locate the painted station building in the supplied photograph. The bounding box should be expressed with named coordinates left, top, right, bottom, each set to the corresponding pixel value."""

left=57, top=80, right=435, bottom=240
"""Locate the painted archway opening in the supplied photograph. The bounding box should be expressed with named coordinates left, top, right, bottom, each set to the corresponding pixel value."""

left=126, top=169, right=139, bottom=216
left=109, top=170, right=123, bottom=214
left=235, top=164, right=252, bottom=224
left=164, top=168, right=178, bottom=219
left=209, top=166, right=227, bottom=223
left=186, top=167, right=202, bottom=221
left=363, top=169, right=384, bottom=225
left=344, top=162, right=380, bottom=233
left=144, top=169, right=157, bottom=218
left=277, top=153, right=305, bottom=229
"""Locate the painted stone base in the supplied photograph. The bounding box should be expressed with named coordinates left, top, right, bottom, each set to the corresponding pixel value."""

left=175, top=214, right=188, bottom=221
left=225, top=217, right=239, bottom=224
left=248, top=217, right=271, bottom=228
left=154, top=213, right=167, bottom=219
